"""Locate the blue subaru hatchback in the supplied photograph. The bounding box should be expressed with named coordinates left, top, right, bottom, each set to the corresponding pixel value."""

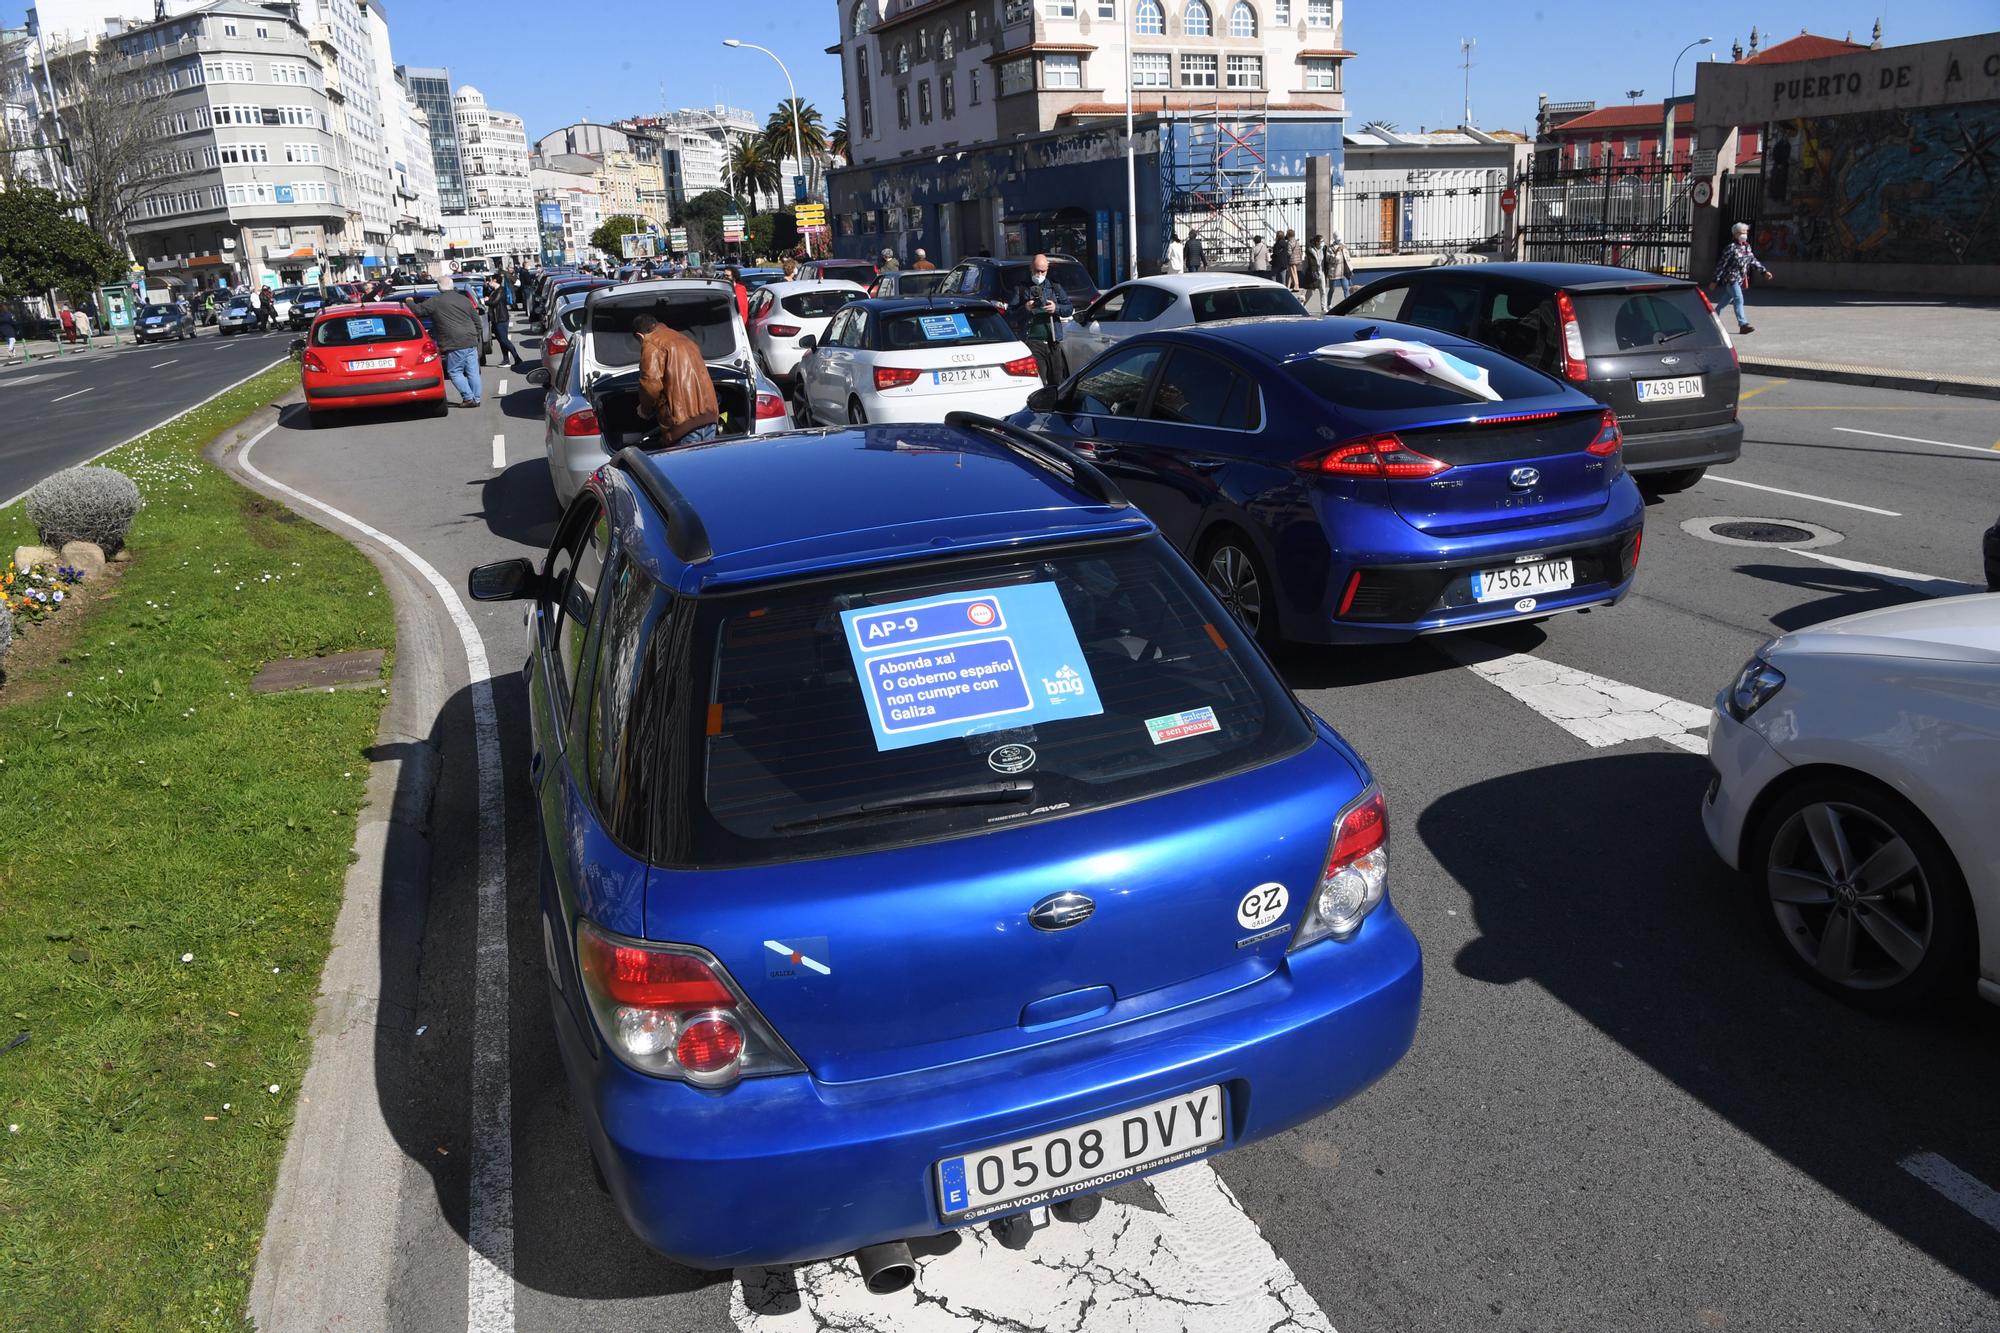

left=1010, top=318, right=1646, bottom=644
left=469, top=420, right=1422, bottom=1282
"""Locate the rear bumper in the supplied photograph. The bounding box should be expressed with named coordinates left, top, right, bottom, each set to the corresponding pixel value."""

left=305, top=375, right=444, bottom=406
left=1623, top=419, right=1743, bottom=474
left=863, top=382, right=1038, bottom=423
left=558, top=906, right=1422, bottom=1270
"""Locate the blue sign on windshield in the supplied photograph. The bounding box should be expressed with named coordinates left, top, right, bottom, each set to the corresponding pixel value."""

left=841, top=583, right=1103, bottom=751
left=345, top=317, right=386, bottom=339
left=918, top=313, right=973, bottom=341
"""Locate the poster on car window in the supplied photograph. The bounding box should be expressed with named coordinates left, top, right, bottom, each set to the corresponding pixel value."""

left=840, top=583, right=1103, bottom=751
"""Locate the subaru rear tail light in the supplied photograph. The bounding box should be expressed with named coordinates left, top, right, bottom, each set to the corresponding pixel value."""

left=874, top=365, right=922, bottom=391
left=1299, top=433, right=1451, bottom=479
left=1585, top=407, right=1623, bottom=457
left=562, top=408, right=600, bottom=437
left=1553, top=291, right=1588, bottom=381
left=544, top=329, right=568, bottom=358
left=1291, top=786, right=1389, bottom=949
left=301, top=350, right=327, bottom=373
left=754, top=391, right=788, bottom=420
left=575, top=921, right=801, bottom=1086
left=766, top=324, right=800, bottom=338
left=1001, top=353, right=1040, bottom=378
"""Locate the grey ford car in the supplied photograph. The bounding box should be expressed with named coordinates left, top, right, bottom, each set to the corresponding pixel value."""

left=1337, top=262, right=1742, bottom=492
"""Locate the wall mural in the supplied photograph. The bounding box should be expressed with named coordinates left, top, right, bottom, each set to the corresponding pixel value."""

left=1756, top=102, right=2000, bottom=265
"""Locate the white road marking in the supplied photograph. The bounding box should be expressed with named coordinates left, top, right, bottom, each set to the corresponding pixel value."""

left=51, top=387, right=95, bottom=402
left=1901, top=1153, right=2000, bottom=1235
left=1833, top=426, right=1998, bottom=457
left=237, top=425, right=515, bottom=1333
left=731, top=1161, right=1334, bottom=1332
left=150, top=358, right=180, bottom=368
left=1436, top=640, right=1713, bottom=754
left=3, top=355, right=286, bottom=506
left=491, top=433, right=506, bottom=470
left=498, top=378, right=509, bottom=396
left=1779, top=547, right=1986, bottom=599
left=1705, top=475, right=1901, bottom=517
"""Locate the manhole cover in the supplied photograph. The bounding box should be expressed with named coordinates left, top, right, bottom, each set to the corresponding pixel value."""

left=1711, top=520, right=1816, bottom=544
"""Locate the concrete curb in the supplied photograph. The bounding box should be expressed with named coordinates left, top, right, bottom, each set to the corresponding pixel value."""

left=1740, top=357, right=2000, bottom=402
left=207, top=396, right=456, bottom=1332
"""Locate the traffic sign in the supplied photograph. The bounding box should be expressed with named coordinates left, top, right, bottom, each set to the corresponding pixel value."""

left=1691, top=179, right=1714, bottom=207
left=722, top=213, right=746, bottom=243
left=793, top=174, right=808, bottom=203
left=1498, top=189, right=1518, bottom=215
left=1690, top=148, right=1719, bottom=177
left=669, top=227, right=689, bottom=251
left=795, top=203, right=826, bottom=226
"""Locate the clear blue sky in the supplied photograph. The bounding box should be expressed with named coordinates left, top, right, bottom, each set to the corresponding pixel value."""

left=9, top=1, right=1994, bottom=142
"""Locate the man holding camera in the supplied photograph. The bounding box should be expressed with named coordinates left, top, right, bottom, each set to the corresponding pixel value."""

left=1007, top=253, right=1073, bottom=388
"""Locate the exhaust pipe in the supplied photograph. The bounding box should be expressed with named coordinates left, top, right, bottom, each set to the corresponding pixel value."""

left=853, top=1241, right=916, bottom=1295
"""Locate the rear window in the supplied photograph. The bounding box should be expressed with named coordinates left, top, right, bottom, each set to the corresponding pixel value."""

left=1576, top=289, right=1717, bottom=353
left=783, top=289, right=860, bottom=319
left=140, top=304, right=175, bottom=317
left=592, top=293, right=737, bottom=365
left=314, top=313, right=422, bottom=346
left=674, top=537, right=1310, bottom=865
left=894, top=271, right=948, bottom=296
left=1288, top=339, right=1563, bottom=410
left=1191, top=286, right=1306, bottom=322
left=818, top=263, right=876, bottom=286
left=875, top=307, right=1015, bottom=349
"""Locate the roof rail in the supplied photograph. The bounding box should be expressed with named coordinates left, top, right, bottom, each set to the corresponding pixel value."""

left=608, top=447, right=714, bottom=565
left=942, top=412, right=1130, bottom=510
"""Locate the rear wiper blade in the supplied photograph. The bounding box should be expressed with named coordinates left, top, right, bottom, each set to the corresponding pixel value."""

left=1655, top=328, right=1693, bottom=344
left=772, top=779, right=1036, bottom=832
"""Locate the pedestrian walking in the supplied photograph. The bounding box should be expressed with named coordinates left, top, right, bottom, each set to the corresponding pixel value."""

left=412, top=274, right=483, bottom=408
left=1006, top=252, right=1073, bottom=387
left=1271, top=232, right=1294, bottom=292
left=1324, top=233, right=1353, bottom=304
left=1165, top=230, right=1187, bottom=274
left=1286, top=230, right=1304, bottom=290
left=634, top=313, right=721, bottom=446
left=0, top=305, right=18, bottom=360
left=484, top=276, right=519, bottom=368
left=1249, top=235, right=1270, bottom=281
left=1184, top=229, right=1205, bottom=273
left=58, top=305, right=77, bottom=344
left=1711, top=221, right=1773, bottom=335
left=257, top=287, right=276, bottom=332
left=879, top=247, right=901, bottom=273
left=910, top=248, right=937, bottom=270
left=1301, top=234, right=1325, bottom=310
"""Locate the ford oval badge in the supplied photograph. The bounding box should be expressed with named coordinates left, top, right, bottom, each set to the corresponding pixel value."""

left=1029, top=891, right=1096, bottom=932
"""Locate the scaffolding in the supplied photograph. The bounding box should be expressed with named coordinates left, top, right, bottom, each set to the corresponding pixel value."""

left=1159, top=98, right=1296, bottom=269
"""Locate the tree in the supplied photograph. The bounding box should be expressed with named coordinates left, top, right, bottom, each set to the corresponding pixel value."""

left=764, top=99, right=830, bottom=199
left=680, top=189, right=742, bottom=255
left=728, top=138, right=782, bottom=212
left=0, top=186, right=125, bottom=301
left=830, top=115, right=849, bottom=166
left=48, top=44, right=195, bottom=249
left=589, top=213, right=648, bottom=258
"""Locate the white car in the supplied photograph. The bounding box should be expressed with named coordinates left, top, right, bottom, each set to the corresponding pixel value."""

left=747, top=279, right=867, bottom=386
left=1703, top=594, right=2000, bottom=1011
left=1062, top=273, right=1307, bottom=367
left=797, top=297, right=1042, bottom=426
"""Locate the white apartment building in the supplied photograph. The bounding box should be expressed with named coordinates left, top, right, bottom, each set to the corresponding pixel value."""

left=531, top=153, right=604, bottom=265
left=655, top=104, right=761, bottom=198
left=452, top=84, right=536, bottom=264
left=291, top=0, right=389, bottom=254
left=360, top=2, right=441, bottom=271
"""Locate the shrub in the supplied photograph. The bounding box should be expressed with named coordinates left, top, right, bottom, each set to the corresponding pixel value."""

left=26, top=465, right=144, bottom=554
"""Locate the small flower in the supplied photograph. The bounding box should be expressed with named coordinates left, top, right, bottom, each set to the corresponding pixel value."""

left=180, top=952, right=194, bottom=963
left=267, top=1084, right=280, bottom=1095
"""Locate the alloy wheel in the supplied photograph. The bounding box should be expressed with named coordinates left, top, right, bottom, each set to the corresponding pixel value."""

left=1205, top=544, right=1262, bottom=635
left=1765, top=800, right=1933, bottom=991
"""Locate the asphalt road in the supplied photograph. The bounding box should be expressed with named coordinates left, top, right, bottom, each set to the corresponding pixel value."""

left=0, top=327, right=293, bottom=502
left=234, top=359, right=2000, bottom=1333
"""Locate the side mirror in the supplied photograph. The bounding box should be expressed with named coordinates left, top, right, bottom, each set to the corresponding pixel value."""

left=526, top=366, right=548, bottom=386
left=467, top=558, right=541, bottom=602
left=1025, top=386, right=1056, bottom=412
left=797, top=334, right=816, bottom=351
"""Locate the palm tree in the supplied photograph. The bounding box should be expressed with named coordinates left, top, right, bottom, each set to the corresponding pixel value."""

left=830, top=115, right=849, bottom=166
left=728, top=137, right=782, bottom=211
left=765, top=98, right=829, bottom=198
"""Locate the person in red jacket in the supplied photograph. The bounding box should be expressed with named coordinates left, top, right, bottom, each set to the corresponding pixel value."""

left=726, top=267, right=749, bottom=325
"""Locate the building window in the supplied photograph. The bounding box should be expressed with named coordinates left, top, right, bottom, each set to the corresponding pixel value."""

left=255, top=23, right=269, bottom=37
left=1043, top=53, right=1082, bottom=88
left=1275, top=0, right=1289, bottom=21
left=269, top=61, right=311, bottom=86
left=1097, top=0, right=1116, bottom=16
left=895, top=42, right=910, bottom=73
left=940, top=27, right=954, bottom=59
left=1004, top=0, right=1033, bottom=22
left=897, top=86, right=910, bottom=128
left=1304, top=57, right=1336, bottom=90
left=859, top=63, right=874, bottom=135
left=918, top=28, right=929, bottom=58
left=1184, top=0, right=1212, bottom=35
left=1226, top=53, right=1262, bottom=87
left=967, top=10, right=982, bottom=42
left=203, top=58, right=256, bottom=81
left=1229, top=1, right=1257, bottom=37
left=1044, top=0, right=1075, bottom=15
left=942, top=71, right=956, bottom=116
left=222, top=21, right=237, bottom=35
left=999, top=58, right=1033, bottom=96
left=851, top=0, right=872, bottom=35
left=970, top=69, right=982, bottom=103
left=1307, top=0, right=1332, bottom=26
left=1132, top=52, right=1170, bottom=88
left=1571, top=142, right=1584, bottom=168
left=1622, top=137, right=1639, bottom=160
left=1181, top=52, right=1218, bottom=87
left=918, top=79, right=933, bottom=123
left=1135, top=0, right=1165, bottom=35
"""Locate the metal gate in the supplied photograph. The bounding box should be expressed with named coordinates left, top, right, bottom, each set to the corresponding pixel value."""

left=1520, top=163, right=1695, bottom=277
left=1332, top=170, right=1508, bottom=258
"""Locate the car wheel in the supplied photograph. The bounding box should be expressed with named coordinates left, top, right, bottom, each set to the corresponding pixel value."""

left=1198, top=530, right=1277, bottom=644
left=848, top=397, right=867, bottom=424
left=1641, top=466, right=1706, bottom=494
left=1748, top=777, right=1976, bottom=1011
left=431, top=398, right=450, bottom=419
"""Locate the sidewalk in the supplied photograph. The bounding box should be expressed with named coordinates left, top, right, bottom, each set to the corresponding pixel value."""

left=1727, top=289, right=2000, bottom=399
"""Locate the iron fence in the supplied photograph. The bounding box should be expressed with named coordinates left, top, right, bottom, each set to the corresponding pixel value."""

left=1520, top=163, right=1695, bottom=277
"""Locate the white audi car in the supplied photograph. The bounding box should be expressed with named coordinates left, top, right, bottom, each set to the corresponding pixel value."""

left=1703, top=593, right=2000, bottom=1011
left=1062, top=273, right=1307, bottom=367
left=796, top=297, right=1042, bottom=426
left=748, top=279, right=867, bottom=387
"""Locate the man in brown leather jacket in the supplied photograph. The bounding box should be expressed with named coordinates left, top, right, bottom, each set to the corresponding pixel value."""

left=634, top=314, right=720, bottom=445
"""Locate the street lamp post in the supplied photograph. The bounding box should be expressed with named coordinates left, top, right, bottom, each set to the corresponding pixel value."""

left=724, top=38, right=806, bottom=208
left=1663, top=36, right=1713, bottom=169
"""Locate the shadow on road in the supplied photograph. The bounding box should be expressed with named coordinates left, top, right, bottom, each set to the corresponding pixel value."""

left=499, top=383, right=544, bottom=423
left=1729, top=561, right=1928, bottom=630
left=475, top=460, right=561, bottom=551
left=1424, top=750, right=2000, bottom=1301
left=1271, top=620, right=1557, bottom=692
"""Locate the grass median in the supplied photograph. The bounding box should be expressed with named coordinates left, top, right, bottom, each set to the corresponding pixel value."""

left=0, top=364, right=394, bottom=1331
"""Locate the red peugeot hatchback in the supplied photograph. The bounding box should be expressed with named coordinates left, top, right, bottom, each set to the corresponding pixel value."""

left=301, top=303, right=446, bottom=426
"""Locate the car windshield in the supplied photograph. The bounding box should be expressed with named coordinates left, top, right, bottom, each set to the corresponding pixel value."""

left=782, top=289, right=860, bottom=319
left=140, top=304, right=175, bottom=316
left=1288, top=338, right=1563, bottom=409
left=818, top=263, right=876, bottom=285
left=1190, top=286, right=1307, bottom=321
left=313, top=312, right=423, bottom=346
left=663, top=536, right=1308, bottom=865
left=274, top=287, right=303, bottom=301
left=894, top=271, right=948, bottom=296
left=1576, top=289, right=1718, bottom=353
left=875, top=307, right=1015, bottom=349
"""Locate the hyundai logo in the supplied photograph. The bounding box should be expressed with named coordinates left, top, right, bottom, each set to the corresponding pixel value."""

left=1509, top=467, right=1541, bottom=489
left=1029, top=892, right=1096, bottom=932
